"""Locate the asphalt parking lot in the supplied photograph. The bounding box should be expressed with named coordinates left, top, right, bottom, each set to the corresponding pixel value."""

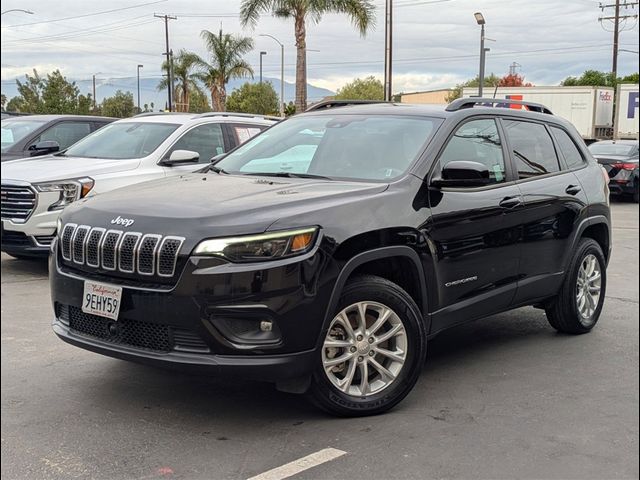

left=1, top=201, right=638, bottom=480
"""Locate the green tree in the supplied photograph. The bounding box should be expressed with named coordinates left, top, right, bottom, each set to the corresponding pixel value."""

left=41, top=70, right=82, bottom=114
left=8, top=69, right=95, bottom=114
left=13, top=69, right=45, bottom=112
left=284, top=101, right=296, bottom=116
left=158, top=49, right=203, bottom=112
left=196, top=29, right=254, bottom=111
left=620, top=72, right=639, bottom=84
left=447, top=73, right=501, bottom=102
left=240, top=0, right=375, bottom=113
left=188, top=87, right=211, bottom=113
left=1, top=94, right=6, bottom=109
left=101, top=90, right=135, bottom=118
left=561, top=70, right=616, bottom=87
left=226, top=82, right=279, bottom=115
left=335, top=76, right=384, bottom=100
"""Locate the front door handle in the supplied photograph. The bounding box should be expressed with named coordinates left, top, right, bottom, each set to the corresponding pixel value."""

left=499, top=196, right=523, bottom=209
left=566, top=185, right=582, bottom=195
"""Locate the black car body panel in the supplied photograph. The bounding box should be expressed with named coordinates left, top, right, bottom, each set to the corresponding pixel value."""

left=49, top=103, right=612, bottom=384
left=589, top=140, right=639, bottom=199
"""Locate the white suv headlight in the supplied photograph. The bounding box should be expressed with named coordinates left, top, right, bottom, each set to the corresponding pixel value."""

left=193, top=227, right=318, bottom=262
left=34, top=177, right=94, bottom=211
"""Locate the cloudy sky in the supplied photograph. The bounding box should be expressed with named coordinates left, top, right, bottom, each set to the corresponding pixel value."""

left=1, top=0, right=639, bottom=96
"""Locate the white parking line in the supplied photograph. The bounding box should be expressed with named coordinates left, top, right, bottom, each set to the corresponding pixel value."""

left=247, top=447, right=347, bottom=480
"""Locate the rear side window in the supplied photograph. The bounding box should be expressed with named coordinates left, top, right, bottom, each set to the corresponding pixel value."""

left=438, top=118, right=506, bottom=183
left=232, top=124, right=266, bottom=145
left=550, top=126, right=586, bottom=169
left=504, top=120, right=560, bottom=178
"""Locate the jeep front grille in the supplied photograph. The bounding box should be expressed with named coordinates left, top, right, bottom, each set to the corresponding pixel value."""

left=1, top=184, right=37, bottom=223
left=60, top=223, right=185, bottom=278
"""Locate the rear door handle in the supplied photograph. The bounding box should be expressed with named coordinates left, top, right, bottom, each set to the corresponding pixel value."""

left=499, top=196, right=523, bottom=209
left=566, top=185, right=582, bottom=195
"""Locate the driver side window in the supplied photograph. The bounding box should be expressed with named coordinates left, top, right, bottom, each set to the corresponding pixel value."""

left=439, top=119, right=506, bottom=184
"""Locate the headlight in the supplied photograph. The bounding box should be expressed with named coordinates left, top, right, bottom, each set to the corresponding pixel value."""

left=193, top=227, right=318, bottom=262
left=34, top=177, right=94, bottom=211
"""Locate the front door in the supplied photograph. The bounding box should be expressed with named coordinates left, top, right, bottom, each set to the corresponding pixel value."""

left=427, top=117, right=523, bottom=334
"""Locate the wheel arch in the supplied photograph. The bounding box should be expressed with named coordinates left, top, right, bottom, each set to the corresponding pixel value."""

left=317, top=246, right=429, bottom=350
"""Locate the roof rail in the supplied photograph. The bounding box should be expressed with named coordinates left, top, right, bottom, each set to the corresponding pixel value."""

left=194, top=112, right=282, bottom=122
left=446, top=97, right=553, bottom=115
left=132, top=111, right=190, bottom=118
left=305, top=100, right=389, bottom=112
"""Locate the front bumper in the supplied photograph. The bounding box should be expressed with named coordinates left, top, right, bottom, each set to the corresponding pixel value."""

left=49, top=242, right=332, bottom=381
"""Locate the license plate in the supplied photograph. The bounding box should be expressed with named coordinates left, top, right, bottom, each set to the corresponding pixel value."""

left=82, top=281, right=122, bottom=320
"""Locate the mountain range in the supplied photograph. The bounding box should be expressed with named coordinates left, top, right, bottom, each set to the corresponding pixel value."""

left=1, top=75, right=335, bottom=109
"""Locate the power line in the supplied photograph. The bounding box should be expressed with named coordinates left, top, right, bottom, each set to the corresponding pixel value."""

left=599, top=0, right=639, bottom=80
left=1, top=0, right=168, bottom=28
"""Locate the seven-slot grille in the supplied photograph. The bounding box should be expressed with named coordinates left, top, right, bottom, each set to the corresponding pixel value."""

left=60, top=223, right=185, bottom=278
left=1, top=184, right=37, bottom=223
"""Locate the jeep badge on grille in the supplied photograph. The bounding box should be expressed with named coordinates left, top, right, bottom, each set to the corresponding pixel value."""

left=110, top=216, right=135, bottom=227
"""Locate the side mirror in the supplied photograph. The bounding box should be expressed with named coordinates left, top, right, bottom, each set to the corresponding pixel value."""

left=30, top=140, right=60, bottom=155
left=162, top=149, right=200, bottom=165
left=432, top=160, right=492, bottom=188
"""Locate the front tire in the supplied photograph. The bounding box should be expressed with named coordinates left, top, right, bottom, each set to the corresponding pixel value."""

left=307, top=275, right=427, bottom=417
left=545, top=238, right=606, bottom=334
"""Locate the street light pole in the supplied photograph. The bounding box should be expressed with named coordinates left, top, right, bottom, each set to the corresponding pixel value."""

left=92, top=73, right=102, bottom=110
left=137, top=65, right=144, bottom=113
left=259, top=51, right=267, bottom=84
left=259, top=34, right=285, bottom=117
left=474, top=12, right=486, bottom=97
left=384, top=0, right=393, bottom=101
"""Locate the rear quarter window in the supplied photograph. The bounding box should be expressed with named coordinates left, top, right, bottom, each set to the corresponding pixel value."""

left=550, top=126, right=586, bottom=170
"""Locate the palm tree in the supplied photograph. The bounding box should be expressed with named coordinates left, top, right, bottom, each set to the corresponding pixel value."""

left=196, top=29, right=254, bottom=111
left=157, top=49, right=204, bottom=112
left=240, top=0, right=375, bottom=112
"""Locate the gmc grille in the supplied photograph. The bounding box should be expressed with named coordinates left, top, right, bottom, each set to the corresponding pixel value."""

left=1, top=184, right=37, bottom=223
left=60, top=223, right=185, bottom=278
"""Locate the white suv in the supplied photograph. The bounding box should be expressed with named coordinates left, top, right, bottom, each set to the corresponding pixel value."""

left=1, top=112, right=277, bottom=258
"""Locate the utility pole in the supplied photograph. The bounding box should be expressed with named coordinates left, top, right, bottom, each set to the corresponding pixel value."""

left=137, top=64, right=144, bottom=113
left=92, top=75, right=96, bottom=110
left=384, top=0, right=393, bottom=101
left=154, top=13, right=177, bottom=111
left=599, top=0, right=639, bottom=83
left=509, top=62, right=521, bottom=76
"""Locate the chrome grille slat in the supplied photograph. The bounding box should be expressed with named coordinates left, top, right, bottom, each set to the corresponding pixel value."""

left=85, top=228, right=105, bottom=267
left=58, top=223, right=184, bottom=279
left=118, top=232, right=142, bottom=273
left=1, top=184, right=37, bottom=222
left=72, top=226, right=90, bottom=264
left=157, top=237, right=185, bottom=277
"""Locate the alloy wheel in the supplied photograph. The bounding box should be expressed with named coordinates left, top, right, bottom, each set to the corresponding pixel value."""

left=576, top=253, right=602, bottom=319
left=322, top=301, right=408, bottom=398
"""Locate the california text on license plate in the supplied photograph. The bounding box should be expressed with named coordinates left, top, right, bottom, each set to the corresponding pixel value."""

left=82, top=281, right=122, bottom=320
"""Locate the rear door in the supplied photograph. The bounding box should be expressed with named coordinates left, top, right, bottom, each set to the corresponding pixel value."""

left=501, top=118, right=590, bottom=304
left=427, top=117, right=524, bottom=333
left=226, top=123, right=270, bottom=149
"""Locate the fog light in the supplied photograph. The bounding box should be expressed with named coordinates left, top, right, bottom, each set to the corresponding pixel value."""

left=260, top=320, right=273, bottom=332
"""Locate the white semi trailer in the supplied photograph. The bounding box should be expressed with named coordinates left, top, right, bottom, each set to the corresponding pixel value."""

left=462, top=86, right=615, bottom=142
left=614, top=83, right=639, bottom=140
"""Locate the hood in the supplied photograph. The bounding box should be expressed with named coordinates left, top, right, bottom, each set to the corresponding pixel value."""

left=62, top=173, right=388, bottom=239
left=0, top=155, right=139, bottom=183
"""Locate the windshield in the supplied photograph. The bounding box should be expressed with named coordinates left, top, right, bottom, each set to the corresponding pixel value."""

left=63, top=122, right=179, bottom=159
left=589, top=142, right=638, bottom=157
left=1, top=118, right=48, bottom=152
left=215, top=114, right=442, bottom=181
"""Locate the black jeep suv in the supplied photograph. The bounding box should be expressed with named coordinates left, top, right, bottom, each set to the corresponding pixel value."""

left=50, top=99, right=611, bottom=416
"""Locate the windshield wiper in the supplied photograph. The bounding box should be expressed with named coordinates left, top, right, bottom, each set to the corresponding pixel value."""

left=207, top=165, right=230, bottom=174
left=244, top=172, right=332, bottom=180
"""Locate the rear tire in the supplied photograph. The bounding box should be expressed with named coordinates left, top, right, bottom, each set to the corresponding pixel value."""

left=307, top=275, right=427, bottom=417
left=545, top=238, right=606, bottom=334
